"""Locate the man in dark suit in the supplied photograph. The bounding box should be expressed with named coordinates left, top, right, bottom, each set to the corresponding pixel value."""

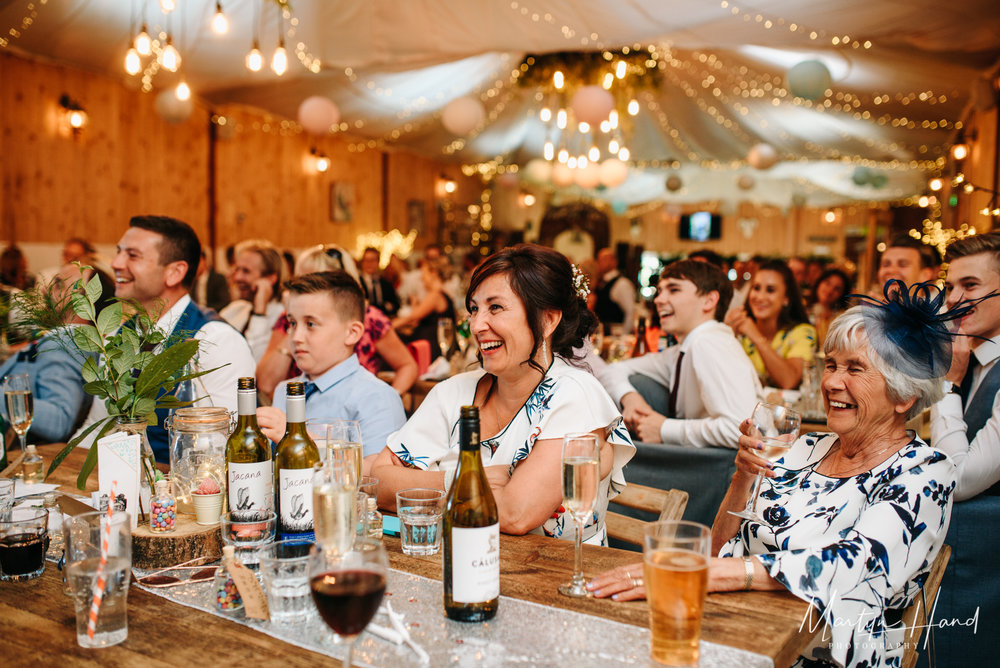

left=359, top=246, right=400, bottom=316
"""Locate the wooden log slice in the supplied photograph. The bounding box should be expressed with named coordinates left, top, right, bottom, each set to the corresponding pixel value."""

left=131, top=512, right=222, bottom=569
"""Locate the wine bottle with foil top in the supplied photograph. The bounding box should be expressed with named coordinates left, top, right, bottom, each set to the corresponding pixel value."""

left=226, top=377, right=273, bottom=519
left=443, top=405, right=499, bottom=622
left=274, top=381, right=320, bottom=540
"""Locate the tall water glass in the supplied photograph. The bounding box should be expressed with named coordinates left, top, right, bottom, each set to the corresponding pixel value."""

left=4, top=373, right=33, bottom=455
left=64, top=511, right=132, bottom=648
left=644, top=521, right=711, bottom=667
left=558, top=432, right=600, bottom=598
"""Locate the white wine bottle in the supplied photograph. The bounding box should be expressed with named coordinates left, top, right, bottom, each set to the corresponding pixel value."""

left=443, top=405, right=499, bottom=622
left=274, top=381, right=320, bottom=540
left=226, top=377, right=273, bottom=518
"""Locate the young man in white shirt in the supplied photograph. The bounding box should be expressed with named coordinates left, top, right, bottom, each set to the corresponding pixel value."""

left=597, top=260, right=760, bottom=448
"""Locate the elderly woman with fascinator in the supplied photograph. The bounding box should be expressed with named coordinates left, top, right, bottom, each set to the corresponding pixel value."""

left=590, top=279, right=994, bottom=667
left=373, top=244, right=635, bottom=544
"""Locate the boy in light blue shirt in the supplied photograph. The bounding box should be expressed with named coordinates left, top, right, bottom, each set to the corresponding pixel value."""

left=258, top=271, right=406, bottom=473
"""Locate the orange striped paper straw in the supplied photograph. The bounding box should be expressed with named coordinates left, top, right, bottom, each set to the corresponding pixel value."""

left=87, top=480, right=117, bottom=641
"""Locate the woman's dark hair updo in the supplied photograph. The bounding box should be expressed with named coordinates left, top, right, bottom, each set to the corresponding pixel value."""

left=466, top=244, right=598, bottom=373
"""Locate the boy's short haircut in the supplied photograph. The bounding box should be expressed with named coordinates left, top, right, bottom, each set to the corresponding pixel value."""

left=885, top=234, right=942, bottom=269
left=660, top=259, right=732, bottom=322
left=284, top=271, right=365, bottom=324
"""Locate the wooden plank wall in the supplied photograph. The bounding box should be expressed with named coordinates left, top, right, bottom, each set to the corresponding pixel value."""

left=0, top=51, right=470, bottom=260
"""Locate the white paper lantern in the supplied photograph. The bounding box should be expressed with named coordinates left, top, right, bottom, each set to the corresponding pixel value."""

left=442, top=97, right=485, bottom=135
left=552, top=163, right=574, bottom=187
left=747, top=143, right=778, bottom=170
left=599, top=159, right=629, bottom=187
left=297, top=96, right=340, bottom=136
left=665, top=174, right=683, bottom=192
left=786, top=60, right=832, bottom=101
left=154, top=89, right=193, bottom=124
left=522, top=159, right=553, bottom=186
left=737, top=174, right=756, bottom=190
left=495, top=172, right=520, bottom=190
left=570, top=86, right=616, bottom=125
left=574, top=163, right=601, bottom=189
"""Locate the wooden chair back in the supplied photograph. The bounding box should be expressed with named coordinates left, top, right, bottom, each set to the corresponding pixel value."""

left=606, top=484, right=689, bottom=547
left=900, top=544, right=951, bottom=668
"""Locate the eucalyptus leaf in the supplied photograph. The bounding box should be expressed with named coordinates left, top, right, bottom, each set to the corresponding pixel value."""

left=95, top=302, right=123, bottom=338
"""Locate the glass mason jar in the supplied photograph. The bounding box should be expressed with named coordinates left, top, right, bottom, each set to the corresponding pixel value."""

left=165, top=407, right=234, bottom=514
left=111, top=416, right=159, bottom=517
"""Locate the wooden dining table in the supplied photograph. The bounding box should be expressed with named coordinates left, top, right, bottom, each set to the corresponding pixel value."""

left=0, top=444, right=819, bottom=667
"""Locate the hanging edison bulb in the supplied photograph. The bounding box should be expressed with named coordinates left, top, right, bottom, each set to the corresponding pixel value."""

left=176, top=81, right=191, bottom=101
left=553, top=70, right=564, bottom=90
left=608, top=139, right=620, bottom=154
left=211, top=2, right=229, bottom=34
left=125, top=46, right=141, bottom=75
left=627, top=99, right=640, bottom=116
left=588, top=146, right=601, bottom=162
left=246, top=41, right=263, bottom=72
left=160, top=0, right=176, bottom=13
left=160, top=35, right=181, bottom=72
left=543, top=141, right=554, bottom=161
left=556, top=109, right=567, bottom=130
left=539, top=107, right=551, bottom=122
left=271, top=40, right=288, bottom=76
left=618, top=147, right=631, bottom=160
left=136, top=24, right=152, bottom=56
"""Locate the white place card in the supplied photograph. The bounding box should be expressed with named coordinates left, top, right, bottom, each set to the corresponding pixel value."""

left=97, top=430, right=141, bottom=529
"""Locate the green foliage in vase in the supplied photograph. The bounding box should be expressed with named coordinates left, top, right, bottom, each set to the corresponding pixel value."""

left=11, top=266, right=221, bottom=488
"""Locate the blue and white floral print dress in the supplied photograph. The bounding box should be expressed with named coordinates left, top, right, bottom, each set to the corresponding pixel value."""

left=721, top=432, right=955, bottom=668
left=386, top=356, right=635, bottom=545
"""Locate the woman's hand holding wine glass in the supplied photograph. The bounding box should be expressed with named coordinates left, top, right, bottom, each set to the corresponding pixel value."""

left=729, top=402, right=801, bottom=523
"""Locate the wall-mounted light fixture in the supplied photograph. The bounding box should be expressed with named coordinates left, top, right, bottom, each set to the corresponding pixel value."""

left=951, top=142, right=969, bottom=161
left=436, top=174, right=457, bottom=199
left=59, top=94, right=88, bottom=136
left=309, top=148, right=330, bottom=173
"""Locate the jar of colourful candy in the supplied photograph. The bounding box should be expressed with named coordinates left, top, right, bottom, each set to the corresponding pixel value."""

left=150, top=479, right=176, bottom=533
left=215, top=545, right=244, bottom=613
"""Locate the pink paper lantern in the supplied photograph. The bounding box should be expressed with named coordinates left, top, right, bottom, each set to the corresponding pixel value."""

left=570, top=86, right=615, bottom=125
left=599, top=159, right=629, bottom=187
left=522, top=159, right=553, bottom=186
left=574, top=163, right=602, bottom=189
left=747, top=143, right=778, bottom=170
left=737, top=174, right=756, bottom=190
left=442, top=97, right=485, bottom=135
left=665, top=175, right=683, bottom=192
left=552, top=163, right=574, bottom=187
left=297, top=96, right=340, bottom=136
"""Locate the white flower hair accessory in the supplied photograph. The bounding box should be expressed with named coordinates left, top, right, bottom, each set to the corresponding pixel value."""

left=571, top=264, right=590, bottom=301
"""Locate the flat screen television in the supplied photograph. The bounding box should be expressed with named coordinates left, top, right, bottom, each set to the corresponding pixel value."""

left=679, top=211, right=722, bottom=242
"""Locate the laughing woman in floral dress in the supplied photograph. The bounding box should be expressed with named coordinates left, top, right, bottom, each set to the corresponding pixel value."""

left=372, top=244, right=635, bottom=545
left=590, top=281, right=983, bottom=667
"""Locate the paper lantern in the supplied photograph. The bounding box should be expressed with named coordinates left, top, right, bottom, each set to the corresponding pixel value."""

left=495, top=172, right=520, bottom=190
left=747, top=143, right=778, bottom=170
left=522, top=159, right=553, bottom=186
left=297, top=96, right=340, bottom=136
left=665, top=174, right=683, bottom=192
left=570, top=86, right=615, bottom=125
left=442, top=97, right=485, bottom=135
left=611, top=200, right=628, bottom=216
left=574, top=163, right=602, bottom=189
left=154, top=89, right=193, bottom=123
left=599, top=159, right=629, bottom=187
left=551, top=163, right=574, bottom=187
left=786, top=60, right=832, bottom=101
left=869, top=172, right=889, bottom=189
left=851, top=166, right=872, bottom=186
left=737, top=174, right=756, bottom=190
left=790, top=193, right=807, bottom=208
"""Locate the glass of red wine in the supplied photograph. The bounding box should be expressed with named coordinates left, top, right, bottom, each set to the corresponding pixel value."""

left=309, top=535, right=388, bottom=665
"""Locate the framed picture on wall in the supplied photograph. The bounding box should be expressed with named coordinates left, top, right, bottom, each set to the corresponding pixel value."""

left=330, top=182, right=355, bottom=222
left=407, top=199, right=426, bottom=234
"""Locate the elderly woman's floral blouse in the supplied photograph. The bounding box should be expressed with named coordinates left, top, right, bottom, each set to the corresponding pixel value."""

left=721, top=432, right=955, bottom=668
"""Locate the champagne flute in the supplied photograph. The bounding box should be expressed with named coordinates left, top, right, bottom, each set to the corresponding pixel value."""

left=328, top=420, right=363, bottom=485
left=558, top=432, right=601, bottom=598
left=309, top=536, right=388, bottom=667
left=312, top=460, right=358, bottom=556
left=4, top=374, right=33, bottom=454
left=436, top=317, right=454, bottom=359
left=729, top=402, right=801, bottom=522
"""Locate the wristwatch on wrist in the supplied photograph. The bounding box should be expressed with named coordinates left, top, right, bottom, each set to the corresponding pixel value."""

left=945, top=381, right=962, bottom=395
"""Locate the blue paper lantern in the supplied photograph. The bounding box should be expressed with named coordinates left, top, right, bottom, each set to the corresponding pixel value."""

left=786, top=60, right=832, bottom=101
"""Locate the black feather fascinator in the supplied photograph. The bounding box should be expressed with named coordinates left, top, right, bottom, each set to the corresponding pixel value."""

left=853, top=279, right=997, bottom=380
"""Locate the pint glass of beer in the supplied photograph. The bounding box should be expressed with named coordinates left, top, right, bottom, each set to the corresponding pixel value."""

left=643, top=520, right=711, bottom=666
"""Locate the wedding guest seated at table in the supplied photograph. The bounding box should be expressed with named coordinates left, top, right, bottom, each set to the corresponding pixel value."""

left=256, top=271, right=405, bottom=472
left=725, top=259, right=816, bottom=390
left=595, top=260, right=760, bottom=448
left=391, top=255, right=457, bottom=361
left=219, top=239, right=284, bottom=362
left=359, top=246, right=400, bottom=317
left=372, top=244, right=635, bottom=543
left=0, top=264, right=115, bottom=442
left=873, top=234, right=940, bottom=296
left=256, top=243, right=418, bottom=400
left=591, top=290, right=962, bottom=667
left=806, top=267, right=852, bottom=347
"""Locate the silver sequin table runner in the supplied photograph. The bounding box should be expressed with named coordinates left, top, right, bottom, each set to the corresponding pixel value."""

left=135, top=567, right=773, bottom=667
